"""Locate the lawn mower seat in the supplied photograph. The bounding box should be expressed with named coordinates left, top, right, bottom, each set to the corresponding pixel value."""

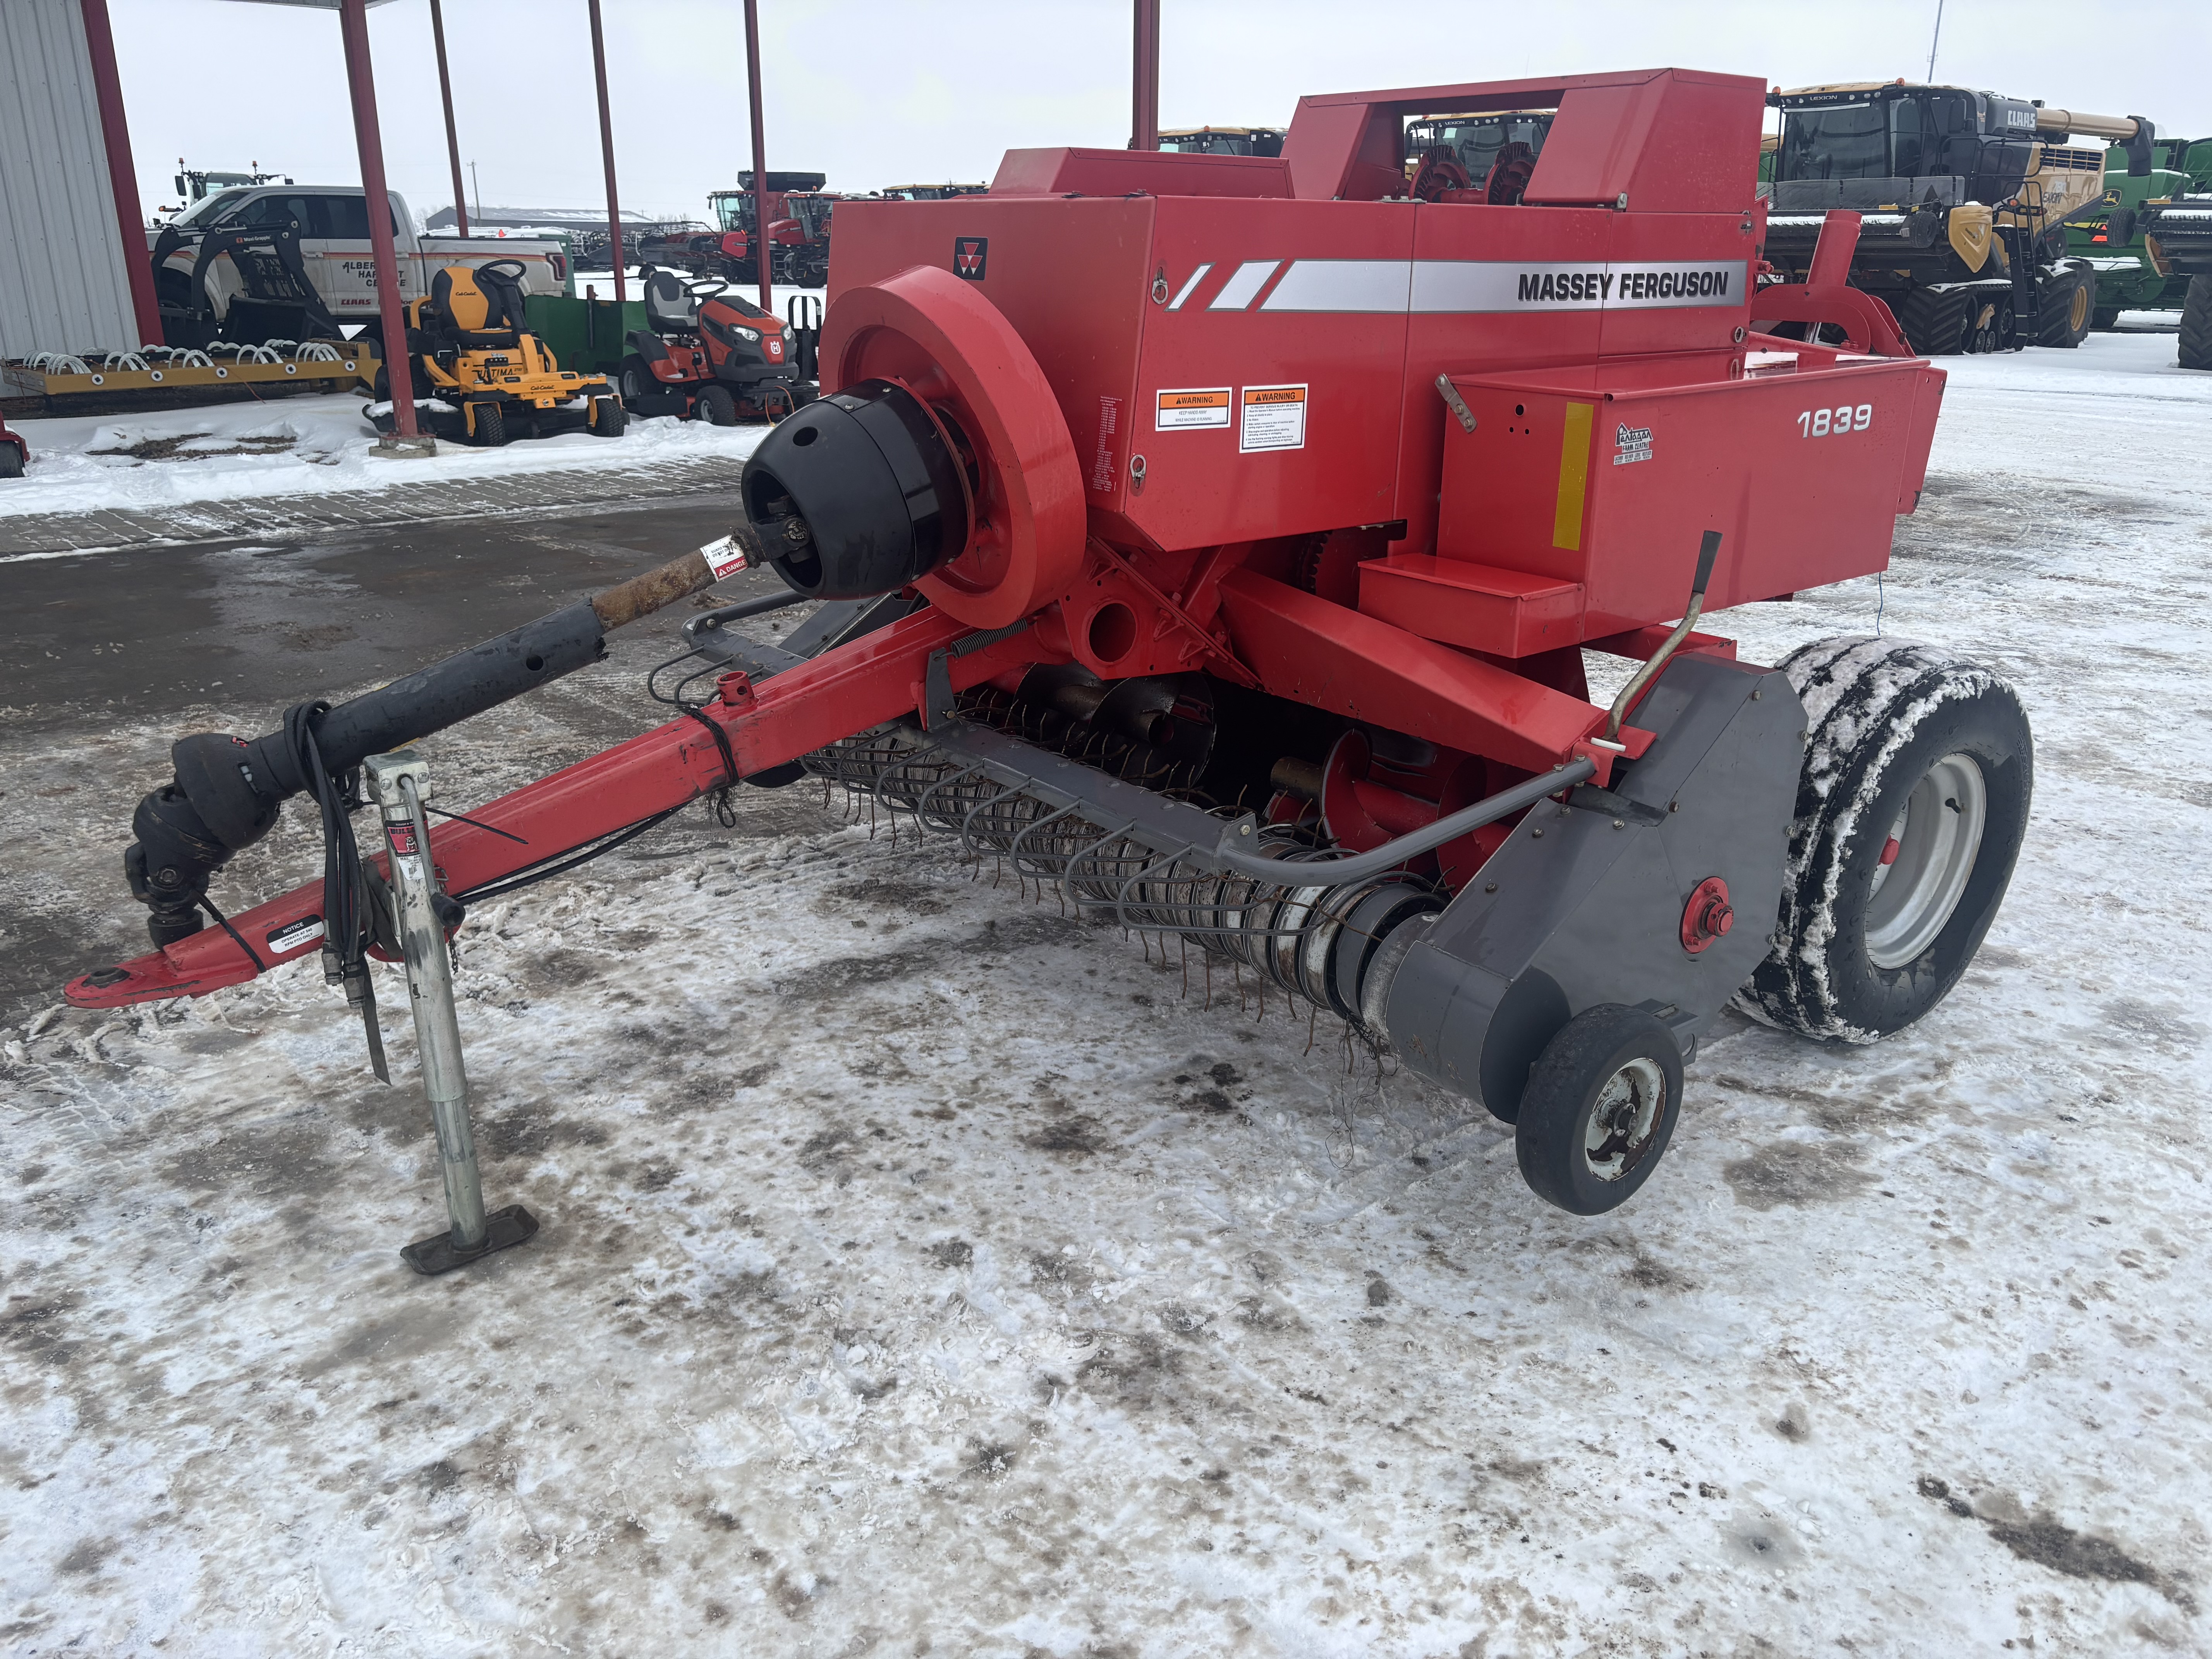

left=645, top=269, right=700, bottom=336
left=422, top=265, right=526, bottom=350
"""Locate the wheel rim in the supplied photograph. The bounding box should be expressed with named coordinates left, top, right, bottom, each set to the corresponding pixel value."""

left=1865, top=752, right=1987, bottom=969
left=1582, top=1057, right=1666, bottom=1183
left=2069, top=284, right=2090, bottom=332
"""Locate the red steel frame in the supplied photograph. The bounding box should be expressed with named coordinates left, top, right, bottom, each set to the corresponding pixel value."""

left=429, top=0, right=469, bottom=237
left=77, top=0, right=163, bottom=347
left=67, top=68, right=1941, bottom=1013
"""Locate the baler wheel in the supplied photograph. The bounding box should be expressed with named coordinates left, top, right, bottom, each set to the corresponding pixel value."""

left=1514, top=1005, right=1684, bottom=1215
left=2180, top=277, right=2212, bottom=371
left=1735, top=637, right=2033, bottom=1043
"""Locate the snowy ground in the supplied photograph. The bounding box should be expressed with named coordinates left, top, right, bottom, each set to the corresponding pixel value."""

left=0, top=284, right=827, bottom=524
left=2, top=332, right=2210, bottom=1656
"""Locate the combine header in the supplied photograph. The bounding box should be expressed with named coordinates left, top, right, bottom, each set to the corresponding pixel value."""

left=70, top=69, right=2031, bottom=1257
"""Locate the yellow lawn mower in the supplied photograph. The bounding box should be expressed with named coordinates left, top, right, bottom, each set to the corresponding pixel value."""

left=367, top=260, right=625, bottom=446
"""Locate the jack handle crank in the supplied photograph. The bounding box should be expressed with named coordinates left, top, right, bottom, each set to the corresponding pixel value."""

left=1604, top=531, right=1723, bottom=742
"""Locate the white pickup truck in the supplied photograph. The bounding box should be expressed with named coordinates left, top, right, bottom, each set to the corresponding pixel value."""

left=149, top=185, right=570, bottom=333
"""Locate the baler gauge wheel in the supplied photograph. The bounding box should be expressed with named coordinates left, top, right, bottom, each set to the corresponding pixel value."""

left=1514, top=1005, right=1684, bottom=1215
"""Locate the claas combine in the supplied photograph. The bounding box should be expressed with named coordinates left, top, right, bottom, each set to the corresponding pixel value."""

left=70, top=69, right=2032, bottom=1247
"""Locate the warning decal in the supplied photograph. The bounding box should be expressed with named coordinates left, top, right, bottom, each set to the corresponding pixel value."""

left=1155, top=387, right=1231, bottom=431
left=1239, top=384, right=1307, bottom=453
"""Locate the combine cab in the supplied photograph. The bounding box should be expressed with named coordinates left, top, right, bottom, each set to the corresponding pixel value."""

left=1762, top=82, right=2153, bottom=353
left=773, top=192, right=838, bottom=287
left=75, top=69, right=2035, bottom=1255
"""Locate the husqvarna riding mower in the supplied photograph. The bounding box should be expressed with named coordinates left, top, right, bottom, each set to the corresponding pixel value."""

left=615, top=268, right=814, bottom=424
left=368, top=259, right=625, bottom=446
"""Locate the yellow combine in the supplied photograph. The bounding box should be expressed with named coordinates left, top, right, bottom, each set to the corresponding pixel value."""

left=369, top=259, right=625, bottom=445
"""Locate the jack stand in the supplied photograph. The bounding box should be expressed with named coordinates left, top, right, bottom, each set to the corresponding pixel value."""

left=364, top=750, right=538, bottom=1276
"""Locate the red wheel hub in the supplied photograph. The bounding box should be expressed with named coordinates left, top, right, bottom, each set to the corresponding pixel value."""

left=1681, top=876, right=1735, bottom=955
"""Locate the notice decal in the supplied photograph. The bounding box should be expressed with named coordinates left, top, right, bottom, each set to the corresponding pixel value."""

left=1155, top=387, right=1231, bottom=431
left=1614, top=423, right=1654, bottom=465
left=266, top=915, right=326, bottom=955
left=1239, top=385, right=1307, bottom=453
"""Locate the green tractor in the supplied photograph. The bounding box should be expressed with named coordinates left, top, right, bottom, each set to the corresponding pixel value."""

left=1761, top=83, right=2155, bottom=354
left=2138, top=168, right=2212, bottom=369
left=2068, top=137, right=2210, bottom=328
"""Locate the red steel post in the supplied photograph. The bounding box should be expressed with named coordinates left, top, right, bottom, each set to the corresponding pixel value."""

left=587, top=0, right=625, bottom=304
left=337, top=0, right=419, bottom=439
left=744, top=0, right=773, bottom=312
left=429, top=0, right=469, bottom=235
left=77, top=0, right=164, bottom=345
left=1130, top=0, right=1159, bottom=151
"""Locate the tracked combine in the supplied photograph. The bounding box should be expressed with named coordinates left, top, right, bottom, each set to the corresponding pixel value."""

left=69, top=69, right=2033, bottom=1258
left=1763, top=82, right=2153, bottom=353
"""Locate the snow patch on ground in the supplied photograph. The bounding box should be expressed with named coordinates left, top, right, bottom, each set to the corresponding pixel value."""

left=0, top=393, right=771, bottom=521
left=1, top=332, right=2208, bottom=1655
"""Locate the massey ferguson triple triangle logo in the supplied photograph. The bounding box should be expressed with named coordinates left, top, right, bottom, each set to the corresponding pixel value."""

left=953, top=237, right=988, bottom=280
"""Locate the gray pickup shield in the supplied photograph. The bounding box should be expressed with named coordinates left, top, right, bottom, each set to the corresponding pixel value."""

left=1383, top=653, right=1803, bottom=1119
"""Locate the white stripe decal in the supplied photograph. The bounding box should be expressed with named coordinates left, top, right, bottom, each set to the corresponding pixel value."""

left=1190, top=258, right=1749, bottom=316
left=1259, top=259, right=1413, bottom=313
left=1166, top=263, right=1212, bottom=310
left=1207, top=260, right=1281, bottom=311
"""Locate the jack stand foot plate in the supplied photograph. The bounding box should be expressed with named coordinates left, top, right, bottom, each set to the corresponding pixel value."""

left=402, top=1204, right=539, bottom=1276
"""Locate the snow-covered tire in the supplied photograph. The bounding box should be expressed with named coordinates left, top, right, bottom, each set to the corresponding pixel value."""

left=1734, top=636, right=2032, bottom=1044
left=2180, top=277, right=2212, bottom=372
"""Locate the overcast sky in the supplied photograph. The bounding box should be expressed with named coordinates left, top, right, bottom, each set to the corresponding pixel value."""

left=108, top=0, right=2211, bottom=224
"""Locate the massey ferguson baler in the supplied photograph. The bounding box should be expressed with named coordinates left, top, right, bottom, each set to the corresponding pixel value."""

left=68, top=69, right=2032, bottom=1265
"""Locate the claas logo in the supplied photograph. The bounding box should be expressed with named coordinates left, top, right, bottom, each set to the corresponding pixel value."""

left=953, top=237, right=988, bottom=280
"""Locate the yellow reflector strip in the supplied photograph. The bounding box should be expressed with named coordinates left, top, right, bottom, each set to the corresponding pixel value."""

left=1553, top=402, right=1593, bottom=551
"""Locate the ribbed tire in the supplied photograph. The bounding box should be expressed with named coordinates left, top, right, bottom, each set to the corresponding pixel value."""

left=1734, top=636, right=2033, bottom=1044
left=590, top=396, right=627, bottom=438
left=696, top=384, right=738, bottom=426
left=0, top=443, right=22, bottom=479
left=1893, top=287, right=1968, bottom=356
left=471, top=401, right=507, bottom=448
left=2181, top=276, right=2212, bottom=372
left=2036, top=260, right=2095, bottom=348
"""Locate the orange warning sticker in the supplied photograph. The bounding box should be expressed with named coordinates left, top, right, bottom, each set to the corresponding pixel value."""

left=1239, top=383, right=1307, bottom=452
left=1155, top=386, right=1231, bottom=431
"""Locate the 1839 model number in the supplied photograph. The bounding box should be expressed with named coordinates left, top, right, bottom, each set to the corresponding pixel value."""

left=1798, top=404, right=1874, bottom=437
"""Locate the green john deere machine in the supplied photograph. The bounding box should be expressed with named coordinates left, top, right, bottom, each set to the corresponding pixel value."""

left=1761, top=83, right=2156, bottom=355
left=2138, top=175, right=2212, bottom=369
left=2067, top=136, right=2210, bottom=328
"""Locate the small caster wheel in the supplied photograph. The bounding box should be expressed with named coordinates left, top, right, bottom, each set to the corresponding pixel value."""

left=1515, top=1004, right=1684, bottom=1215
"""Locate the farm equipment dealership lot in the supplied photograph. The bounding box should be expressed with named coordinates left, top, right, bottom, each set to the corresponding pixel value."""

left=3, top=5, right=2212, bottom=1658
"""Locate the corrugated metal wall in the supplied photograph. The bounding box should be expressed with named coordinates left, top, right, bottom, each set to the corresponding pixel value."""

left=0, top=0, right=140, bottom=359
